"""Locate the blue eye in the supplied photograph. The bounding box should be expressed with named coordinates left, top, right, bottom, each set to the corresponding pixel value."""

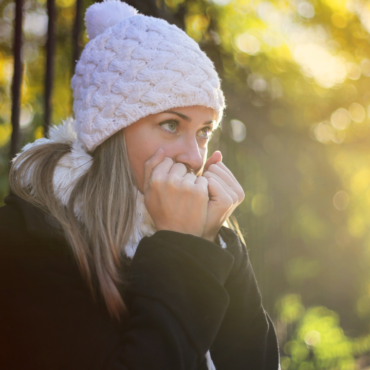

left=198, top=126, right=213, bottom=139
left=160, top=120, right=178, bottom=133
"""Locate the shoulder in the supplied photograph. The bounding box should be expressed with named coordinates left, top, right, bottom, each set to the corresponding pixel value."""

left=0, top=202, right=28, bottom=245
left=0, top=196, right=79, bottom=290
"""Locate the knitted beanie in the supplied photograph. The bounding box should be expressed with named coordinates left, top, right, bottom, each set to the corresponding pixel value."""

left=71, top=0, right=225, bottom=152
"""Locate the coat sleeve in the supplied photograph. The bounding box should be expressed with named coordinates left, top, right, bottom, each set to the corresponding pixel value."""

left=209, top=227, right=280, bottom=370
left=0, top=206, right=234, bottom=370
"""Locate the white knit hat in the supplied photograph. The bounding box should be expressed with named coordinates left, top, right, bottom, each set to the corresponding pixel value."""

left=71, top=0, right=225, bottom=152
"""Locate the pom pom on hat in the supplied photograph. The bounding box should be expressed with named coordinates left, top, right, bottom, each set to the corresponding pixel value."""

left=85, top=0, right=138, bottom=40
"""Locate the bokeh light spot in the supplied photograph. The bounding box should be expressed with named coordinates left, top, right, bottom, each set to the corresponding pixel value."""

left=331, top=108, right=351, bottom=130
left=349, top=102, right=365, bottom=123
left=248, top=74, right=268, bottom=92
left=20, top=106, right=34, bottom=128
left=23, top=10, right=48, bottom=37
left=56, top=0, right=75, bottom=7
left=304, top=330, right=321, bottom=346
left=229, top=119, right=246, bottom=142
left=331, top=13, right=347, bottom=28
left=0, top=123, right=12, bottom=146
left=297, top=1, right=315, bottom=19
left=314, top=121, right=334, bottom=143
left=212, top=0, right=231, bottom=6
left=360, top=59, right=370, bottom=76
left=236, top=33, right=260, bottom=55
left=251, top=193, right=271, bottom=216
left=293, top=44, right=347, bottom=88
left=351, top=169, right=370, bottom=194
left=333, top=190, right=349, bottom=210
left=346, top=62, right=361, bottom=80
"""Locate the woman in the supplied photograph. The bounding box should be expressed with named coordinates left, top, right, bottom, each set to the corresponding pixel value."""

left=0, top=1, right=279, bottom=369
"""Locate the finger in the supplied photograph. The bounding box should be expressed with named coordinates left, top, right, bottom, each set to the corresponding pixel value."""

left=169, top=162, right=187, bottom=178
left=212, top=162, right=244, bottom=201
left=203, top=151, right=222, bottom=173
left=203, top=170, right=229, bottom=191
left=208, top=163, right=235, bottom=188
left=183, top=173, right=197, bottom=183
left=195, top=176, right=208, bottom=191
left=149, top=157, right=174, bottom=190
left=204, top=172, right=239, bottom=203
left=143, top=148, right=165, bottom=193
left=215, top=161, right=237, bottom=183
left=207, top=178, right=234, bottom=208
left=152, top=157, right=174, bottom=176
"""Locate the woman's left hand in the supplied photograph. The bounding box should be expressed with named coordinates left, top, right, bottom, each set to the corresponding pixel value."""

left=202, top=151, right=245, bottom=242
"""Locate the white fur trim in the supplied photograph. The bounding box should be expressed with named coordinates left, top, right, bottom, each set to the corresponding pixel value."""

left=52, top=139, right=92, bottom=207
left=49, top=117, right=77, bottom=144
left=206, top=351, right=216, bottom=370
left=219, top=234, right=227, bottom=249
left=85, top=0, right=138, bottom=40
left=124, top=190, right=156, bottom=258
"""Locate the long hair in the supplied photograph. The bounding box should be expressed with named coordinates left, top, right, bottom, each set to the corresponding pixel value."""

left=9, top=130, right=136, bottom=319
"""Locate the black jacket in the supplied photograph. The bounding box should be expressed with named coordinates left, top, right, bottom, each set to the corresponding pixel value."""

left=0, top=195, right=279, bottom=370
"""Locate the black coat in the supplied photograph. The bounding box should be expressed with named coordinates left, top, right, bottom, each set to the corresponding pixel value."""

left=0, top=195, right=279, bottom=370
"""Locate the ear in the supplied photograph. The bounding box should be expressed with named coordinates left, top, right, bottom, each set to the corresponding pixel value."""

left=203, top=151, right=222, bottom=172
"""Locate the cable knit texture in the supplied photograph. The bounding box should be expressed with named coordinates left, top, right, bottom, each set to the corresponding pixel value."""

left=71, top=0, right=225, bottom=151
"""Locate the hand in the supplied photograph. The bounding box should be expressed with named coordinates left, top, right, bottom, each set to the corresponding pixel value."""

left=143, top=148, right=209, bottom=237
left=202, top=151, right=245, bottom=242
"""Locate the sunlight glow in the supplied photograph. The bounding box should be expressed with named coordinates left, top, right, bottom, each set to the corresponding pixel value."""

left=293, top=44, right=347, bottom=88
left=235, top=33, right=260, bottom=55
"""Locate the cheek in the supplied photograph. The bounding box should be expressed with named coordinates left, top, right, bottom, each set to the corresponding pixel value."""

left=125, top=130, right=164, bottom=192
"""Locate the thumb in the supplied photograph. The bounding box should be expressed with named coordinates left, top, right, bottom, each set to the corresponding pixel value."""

left=143, top=148, right=165, bottom=193
left=203, top=151, right=222, bottom=173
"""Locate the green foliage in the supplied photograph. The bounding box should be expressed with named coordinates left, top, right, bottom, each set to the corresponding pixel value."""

left=278, top=295, right=370, bottom=369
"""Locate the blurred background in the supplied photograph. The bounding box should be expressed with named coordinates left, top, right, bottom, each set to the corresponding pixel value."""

left=2, top=0, right=370, bottom=368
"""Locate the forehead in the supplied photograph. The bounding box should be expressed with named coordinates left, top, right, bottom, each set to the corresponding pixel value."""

left=161, top=106, right=216, bottom=128
left=164, top=105, right=216, bottom=118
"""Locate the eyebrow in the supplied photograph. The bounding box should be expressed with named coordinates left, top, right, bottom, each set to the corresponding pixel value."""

left=163, top=110, right=216, bottom=128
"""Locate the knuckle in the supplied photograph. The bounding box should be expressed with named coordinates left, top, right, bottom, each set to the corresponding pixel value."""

left=194, top=187, right=208, bottom=200
left=239, top=189, right=245, bottom=202
left=196, top=177, right=208, bottom=188
left=189, top=174, right=197, bottom=182
left=181, top=180, right=193, bottom=192
left=151, top=172, right=164, bottom=185
left=194, top=183, right=205, bottom=193
left=167, top=176, right=180, bottom=188
left=163, top=157, right=174, bottom=166
left=173, top=162, right=186, bottom=170
left=226, top=198, right=234, bottom=208
left=230, top=191, right=238, bottom=203
left=221, top=193, right=233, bottom=207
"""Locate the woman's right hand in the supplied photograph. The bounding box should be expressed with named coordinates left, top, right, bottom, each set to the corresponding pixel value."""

left=143, top=149, right=209, bottom=237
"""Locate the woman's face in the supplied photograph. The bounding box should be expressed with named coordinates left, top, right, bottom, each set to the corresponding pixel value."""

left=124, top=105, right=216, bottom=193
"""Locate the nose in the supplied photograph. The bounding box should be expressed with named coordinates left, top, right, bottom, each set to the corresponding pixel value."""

left=174, top=136, right=204, bottom=173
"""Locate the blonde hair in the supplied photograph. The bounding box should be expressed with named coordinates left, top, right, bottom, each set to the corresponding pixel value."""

left=9, top=130, right=136, bottom=319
